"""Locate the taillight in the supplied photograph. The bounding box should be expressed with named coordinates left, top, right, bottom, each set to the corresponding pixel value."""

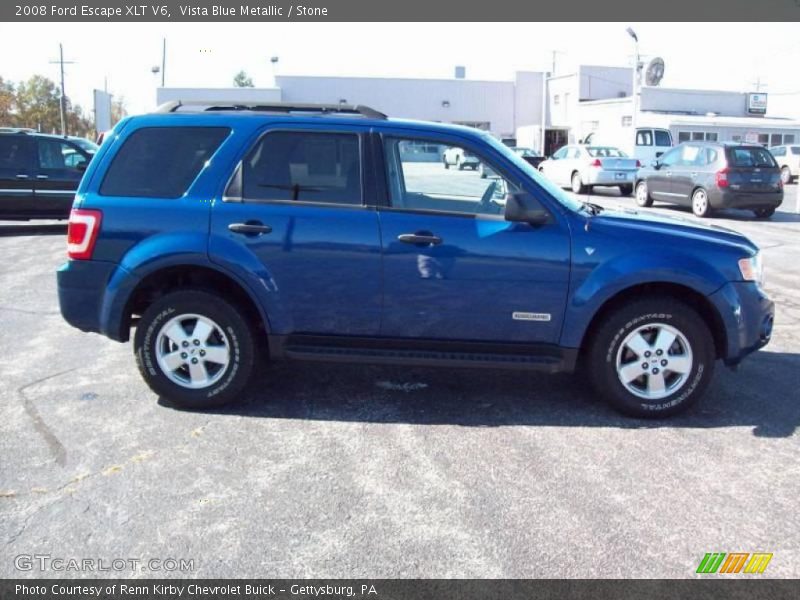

left=67, top=209, right=102, bottom=260
left=590, top=159, right=602, bottom=167
left=635, top=159, right=642, bottom=168
left=715, top=167, right=730, bottom=189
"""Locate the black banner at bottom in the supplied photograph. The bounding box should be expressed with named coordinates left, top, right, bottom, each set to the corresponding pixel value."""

left=2, top=579, right=799, bottom=600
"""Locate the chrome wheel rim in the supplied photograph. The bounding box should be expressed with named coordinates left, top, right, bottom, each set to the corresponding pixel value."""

left=636, top=183, right=647, bottom=205
left=615, top=323, right=693, bottom=401
left=693, top=190, right=707, bottom=215
left=155, top=313, right=230, bottom=389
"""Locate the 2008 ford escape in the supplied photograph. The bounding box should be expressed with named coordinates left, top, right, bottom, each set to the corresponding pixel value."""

left=57, top=102, right=774, bottom=417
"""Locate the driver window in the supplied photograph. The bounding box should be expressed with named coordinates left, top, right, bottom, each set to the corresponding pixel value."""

left=659, top=147, right=681, bottom=167
left=384, top=137, right=517, bottom=216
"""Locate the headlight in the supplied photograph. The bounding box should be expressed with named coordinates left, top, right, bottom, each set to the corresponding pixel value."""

left=738, top=253, right=764, bottom=285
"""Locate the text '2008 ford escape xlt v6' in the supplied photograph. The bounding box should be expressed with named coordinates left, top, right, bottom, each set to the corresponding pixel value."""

left=57, top=102, right=774, bottom=418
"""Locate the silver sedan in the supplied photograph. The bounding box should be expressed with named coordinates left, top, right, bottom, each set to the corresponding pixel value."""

left=538, top=144, right=640, bottom=195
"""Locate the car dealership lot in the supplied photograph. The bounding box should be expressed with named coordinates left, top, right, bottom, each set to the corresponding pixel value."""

left=1, top=189, right=799, bottom=578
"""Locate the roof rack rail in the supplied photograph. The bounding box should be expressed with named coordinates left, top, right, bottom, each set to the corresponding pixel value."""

left=0, top=127, right=37, bottom=134
left=154, top=100, right=387, bottom=119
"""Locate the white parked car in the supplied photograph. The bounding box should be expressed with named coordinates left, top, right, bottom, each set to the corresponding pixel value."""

left=583, top=127, right=673, bottom=165
left=442, top=146, right=480, bottom=170
left=538, top=145, right=641, bottom=195
left=769, top=145, right=799, bottom=184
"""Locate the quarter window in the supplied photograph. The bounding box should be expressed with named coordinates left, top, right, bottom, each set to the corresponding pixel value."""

left=241, top=131, right=361, bottom=205
left=100, top=127, right=229, bottom=198
left=384, top=137, right=516, bottom=216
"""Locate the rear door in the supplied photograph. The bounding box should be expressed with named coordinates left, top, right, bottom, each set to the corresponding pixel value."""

left=0, top=134, right=35, bottom=218
left=670, top=144, right=707, bottom=201
left=726, top=146, right=782, bottom=194
left=209, top=124, right=383, bottom=336
left=34, top=137, right=89, bottom=217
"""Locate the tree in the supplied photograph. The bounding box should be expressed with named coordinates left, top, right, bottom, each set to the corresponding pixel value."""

left=14, top=75, right=62, bottom=133
left=233, top=70, right=254, bottom=88
left=110, top=95, right=127, bottom=127
left=0, top=76, right=16, bottom=126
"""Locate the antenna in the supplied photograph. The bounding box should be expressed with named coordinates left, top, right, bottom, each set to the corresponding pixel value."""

left=645, top=57, right=665, bottom=87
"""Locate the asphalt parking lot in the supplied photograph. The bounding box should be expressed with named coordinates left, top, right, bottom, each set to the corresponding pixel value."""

left=1, top=184, right=799, bottom=579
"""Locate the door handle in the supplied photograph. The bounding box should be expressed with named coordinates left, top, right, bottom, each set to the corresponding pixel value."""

left=228, top=222, right=272, bottom=235
left=16, top=174, right=28, bottom=179
left=665, top=171, right=672, bottom=177
left=398, top=233, right=442, bottom=246
left=690, top=172, right=698, bottom=177
left=36, top=175, right=49, bottom=180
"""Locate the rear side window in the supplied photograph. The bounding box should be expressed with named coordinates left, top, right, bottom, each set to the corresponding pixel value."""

left=100, top=127, right=229, bottom=198
left=729, top=147, right=777, bottom=168
left=241, top=131, right=362, bottom=205
left=0, top=136, right=33, bottom=170
left=654, top=130, right=672, bottom=146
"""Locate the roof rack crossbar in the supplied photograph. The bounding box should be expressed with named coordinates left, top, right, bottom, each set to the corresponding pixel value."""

left=154, top=100, right=387, bottom=119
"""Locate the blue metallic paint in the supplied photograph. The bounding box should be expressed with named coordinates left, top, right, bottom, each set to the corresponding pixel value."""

left=57, top=112, right=774, bottom=370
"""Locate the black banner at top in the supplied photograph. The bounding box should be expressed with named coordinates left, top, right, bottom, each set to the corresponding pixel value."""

left=3, top=0, right=800, bottom=21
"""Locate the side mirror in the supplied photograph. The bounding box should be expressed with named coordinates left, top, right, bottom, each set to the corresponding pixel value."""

left=504, top=192, right=549, bottom=225
left=76, top=160, right=89, bottom=172
left=651, top=160, right=661, bottom=170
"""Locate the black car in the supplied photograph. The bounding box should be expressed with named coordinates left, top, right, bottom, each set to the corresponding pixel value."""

left=634, top=142, right=783, bottom=219
left=0, top=129, right=95, bottom=220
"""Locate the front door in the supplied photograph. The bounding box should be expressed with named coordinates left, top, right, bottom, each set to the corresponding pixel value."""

left=34, top=137, right=89, bottom=217
left=209, top=125, right=382, bottom=337
left=648, top=146, right=681, bottom=201
left=377, top=132, right=571, bottom=344
left=0, top=135, right=35, bottom=218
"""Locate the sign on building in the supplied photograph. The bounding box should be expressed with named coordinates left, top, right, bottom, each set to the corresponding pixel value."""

left=93, top=89, right=113, bottom=133
left=746, top=93, right=768, bottom=115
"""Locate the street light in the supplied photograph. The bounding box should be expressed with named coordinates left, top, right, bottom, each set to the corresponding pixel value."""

left=626, top=27, right=640, bottom=145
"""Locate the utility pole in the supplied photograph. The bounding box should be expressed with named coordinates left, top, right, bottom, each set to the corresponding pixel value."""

left=751, top=77, right=767, bottom=92
left=161, top=38, right=166, bottom=87
left=626, top=28, right=640, bottom=146
left=49, top=43, right=75, bottom=136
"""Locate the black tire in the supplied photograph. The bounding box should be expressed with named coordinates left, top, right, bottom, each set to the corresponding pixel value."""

left=571, top=171, right=587, bottom=194
left=754, top=207, right=776, bottom=219
left=692, top=187, right=712, bottom=218
left=134, top=290, right=256, bottom=409
left=587, top=298, right=715, bottom=418
left=619, top=184, right=634, bottom=197
left=457, top=159, right=465, bottom=171
left=635, top=181, right=653, bottom=207
left=443, top=157, right=449, bottom=169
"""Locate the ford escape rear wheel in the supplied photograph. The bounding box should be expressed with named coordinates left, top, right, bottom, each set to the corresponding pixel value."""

left=134, top=290, right=256, bottom=409
left=588, top=299, right=715, bottom=418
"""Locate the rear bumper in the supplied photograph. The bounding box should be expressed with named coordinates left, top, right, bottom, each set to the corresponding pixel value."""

left=709, top=188, right=783, bottom=210
left=57, top=260, right=126, bottom=338
left=708, top=281, right=774, bottom=365
left=585, top=170, right=637, bottom=186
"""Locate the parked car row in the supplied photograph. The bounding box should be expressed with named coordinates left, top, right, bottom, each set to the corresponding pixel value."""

left=531, top=138, right=784, bottom=219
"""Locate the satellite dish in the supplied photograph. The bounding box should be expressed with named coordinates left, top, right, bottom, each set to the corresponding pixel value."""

left=645, top=57, right=665, bottom=87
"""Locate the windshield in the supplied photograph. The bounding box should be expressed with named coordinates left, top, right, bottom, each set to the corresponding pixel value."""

left=586, top=146, right=627, bottom=158
left=71, top=137, right=99, bottom=153
left=482, top=134, right=583, bottom=212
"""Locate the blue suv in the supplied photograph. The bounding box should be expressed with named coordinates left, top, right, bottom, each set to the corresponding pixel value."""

left=57, top=102, right=774, bottom=417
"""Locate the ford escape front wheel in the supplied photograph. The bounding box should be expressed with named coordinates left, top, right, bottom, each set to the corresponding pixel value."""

left=134, top=290, right=256, bottom=409
left=588, top=299, right=715, bottom=418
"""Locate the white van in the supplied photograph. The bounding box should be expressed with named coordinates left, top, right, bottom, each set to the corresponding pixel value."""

left=582, top=128, right=673, bottom=165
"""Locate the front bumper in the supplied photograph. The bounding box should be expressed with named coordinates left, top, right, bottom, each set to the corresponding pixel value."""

left=708, top=281, right=774, bottom=365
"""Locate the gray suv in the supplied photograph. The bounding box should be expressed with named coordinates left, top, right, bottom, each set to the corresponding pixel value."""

left=634, top=142, right=783, bottom=219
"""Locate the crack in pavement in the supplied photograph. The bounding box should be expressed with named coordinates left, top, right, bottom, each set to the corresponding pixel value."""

left=17, top=367, right=80, bottom=467
left=0, top=306, right=60, bottom=316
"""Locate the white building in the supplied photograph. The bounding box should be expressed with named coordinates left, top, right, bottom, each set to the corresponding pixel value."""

left=156, top=65, right=800, bottom=155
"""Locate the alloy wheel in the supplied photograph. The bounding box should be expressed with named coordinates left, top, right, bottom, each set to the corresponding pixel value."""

left=155, top=313, right=231, bottom=389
